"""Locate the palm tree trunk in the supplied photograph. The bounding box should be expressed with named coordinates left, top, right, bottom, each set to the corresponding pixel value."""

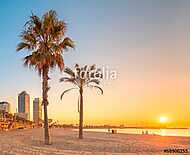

left=79, top=88, right=83, bottom=139
left=42, top=67, right=50, bottom=144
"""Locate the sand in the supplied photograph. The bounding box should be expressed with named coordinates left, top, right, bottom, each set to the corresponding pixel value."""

left=0, top=128, right=189, bottom=155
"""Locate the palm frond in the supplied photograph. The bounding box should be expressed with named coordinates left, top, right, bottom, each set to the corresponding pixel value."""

left=60, top=88, right=78, bottom=100
left=89, top=64, right=96, bottom=71
left=60, top=77, right=74, bottom=83
left=75, top=64, right=79, bottom=68
left=16, top=42, right=31, bottom=51
left=64, top=67, right=76, bottom=77
left=60, top=77, right=71, bottom=82
left=28, top=14, right=42, bottom=35
left=54, top=54, right=64, bottom=71
left=88, top=85, right=103, bottom=95
left=86, top=79, right=100, bottom=85
left=60, top=37, right=75, bottom=49
left=60, top=77, right=79, bottom=88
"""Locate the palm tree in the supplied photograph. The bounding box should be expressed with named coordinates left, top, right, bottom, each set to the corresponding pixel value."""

left=60, top=64, right=103, bottom=139
left=16, top=10, right=74, bottom=144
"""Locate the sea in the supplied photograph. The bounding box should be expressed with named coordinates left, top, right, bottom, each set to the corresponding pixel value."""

left=81, top=128, right=190, bottom=137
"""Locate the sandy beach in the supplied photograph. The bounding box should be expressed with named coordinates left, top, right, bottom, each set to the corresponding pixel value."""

left=0, top=128, right=189, bottom=155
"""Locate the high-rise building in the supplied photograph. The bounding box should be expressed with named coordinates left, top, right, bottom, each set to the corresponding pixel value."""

left=33, top=98, right=42, bottom=125
left=0, top=101, right=10, bottom=112
left=18, top=91, right=30, bottom=120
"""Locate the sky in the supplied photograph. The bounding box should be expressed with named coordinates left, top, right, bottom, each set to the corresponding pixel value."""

left=0, top=0, right=190, bottom=127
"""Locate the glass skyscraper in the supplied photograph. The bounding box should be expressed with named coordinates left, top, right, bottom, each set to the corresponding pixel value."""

left=18, top=91, right=30, bottom=120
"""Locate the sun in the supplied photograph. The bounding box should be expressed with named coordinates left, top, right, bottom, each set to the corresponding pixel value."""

left=159, top=116, right=168, bottom=123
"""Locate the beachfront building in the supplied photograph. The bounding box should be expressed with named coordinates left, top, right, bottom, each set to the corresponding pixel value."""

left=14, top=112, right=28, bottom=120
left=0, top=101, right=10, bottom=113
left=18, top=91, right=30, bottom=120
left=0, top=101, right=11, bottom=122
left=33, top=98, right=42, bottom=125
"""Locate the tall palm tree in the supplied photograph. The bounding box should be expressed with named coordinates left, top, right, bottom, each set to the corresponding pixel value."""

left=60, top=64, right=103, bottom=139
left=16, top=10, right=74, bottom=144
